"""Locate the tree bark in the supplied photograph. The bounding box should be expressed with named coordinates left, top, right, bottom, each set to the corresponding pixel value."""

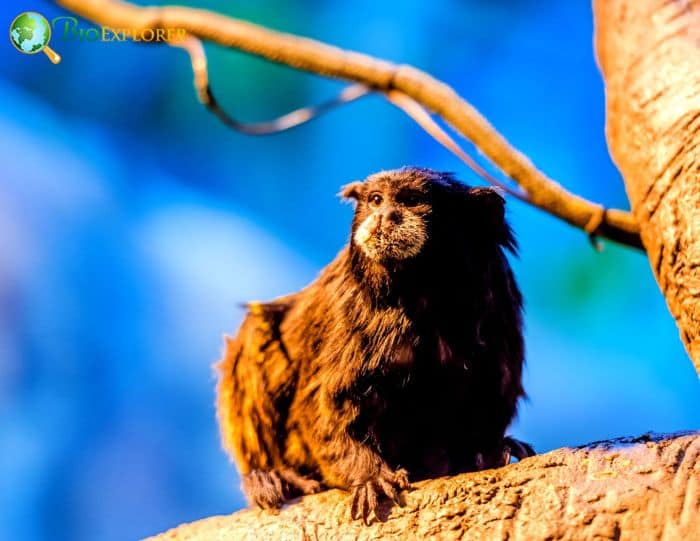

left=146, top=432, right=699, bottom=540
left=595, top=0, right=700, bottom=373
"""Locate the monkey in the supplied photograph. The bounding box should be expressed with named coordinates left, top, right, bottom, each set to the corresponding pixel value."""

left=216, top=166, right=534, bottom=523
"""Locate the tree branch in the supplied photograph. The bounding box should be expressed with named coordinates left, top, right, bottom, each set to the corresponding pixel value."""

left=145, top=431, right=699, bottom=540
left=53, top=0, right=643, bottom=249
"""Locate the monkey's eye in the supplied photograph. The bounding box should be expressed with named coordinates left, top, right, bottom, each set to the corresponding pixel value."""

left=398, top=191, right=422, bottom=206
left=368, top=193, right=383, bottom=207
left=403, top=194, right=419, bottom=206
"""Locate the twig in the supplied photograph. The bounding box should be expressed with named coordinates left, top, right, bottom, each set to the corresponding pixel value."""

left=53, top=0, right=643, bottom=250
left=177, top=35, right=529, bottom=200
left=384, top=90, right=530, bottom=202
left=175, top=36, right=371, bottom=135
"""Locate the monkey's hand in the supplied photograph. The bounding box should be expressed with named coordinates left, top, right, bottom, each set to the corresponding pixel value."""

left=350, top=464, right=410, bottom=525
left=301, top=407, right=412, bottom=523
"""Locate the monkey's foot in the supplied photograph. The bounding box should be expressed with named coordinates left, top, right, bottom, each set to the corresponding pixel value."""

left=502, top=436, right=535, bottom=464
left=350, top=466, right=410, bottom=524
left=476, top=436, right=536, bottom=470
left=242, top=468, right=322, bottom=509
left=278, top=467, right=323, bottom=496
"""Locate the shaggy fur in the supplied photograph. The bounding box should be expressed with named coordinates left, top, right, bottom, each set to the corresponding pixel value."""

left=216, top=167, right=533, bottom=522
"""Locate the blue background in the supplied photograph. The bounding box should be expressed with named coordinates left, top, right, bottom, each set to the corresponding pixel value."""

left=1, top=1, right=698, bottom=540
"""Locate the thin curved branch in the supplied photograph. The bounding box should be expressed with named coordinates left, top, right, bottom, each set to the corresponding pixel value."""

left=176, top=35, right=529, bottom=201
left=175, top=36, right=371, bottom=135
left=54, top=0, right=643, bottom=249
left=383, top=89, right=531, bottom=202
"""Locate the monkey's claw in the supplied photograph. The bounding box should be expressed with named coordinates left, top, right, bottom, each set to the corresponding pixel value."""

left=350, top=466, right=410, bottom=524
left=502, top=436, right=535, bottom=463
left=475, top=437, right=535, bottom=470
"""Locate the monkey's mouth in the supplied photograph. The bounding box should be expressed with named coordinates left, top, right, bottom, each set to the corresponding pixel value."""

left=357, top=223, right=398, bottom=246
left=357, top=232, right=422, bottom=262
left=354, top=214, right=427, bottom=262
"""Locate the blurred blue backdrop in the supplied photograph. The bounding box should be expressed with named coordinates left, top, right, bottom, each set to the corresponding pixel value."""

left=1, top=1, right=698, bottom=540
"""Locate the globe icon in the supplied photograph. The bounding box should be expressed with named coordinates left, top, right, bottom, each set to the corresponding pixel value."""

left=9, top=12, right=61, bottom=64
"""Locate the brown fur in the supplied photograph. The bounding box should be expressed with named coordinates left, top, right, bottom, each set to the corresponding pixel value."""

left=216, top=167, right=533, bottom=522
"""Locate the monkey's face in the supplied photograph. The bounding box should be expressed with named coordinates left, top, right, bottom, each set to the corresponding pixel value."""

left=341, top=167, right=512, bottom=268
left=341, top=169, right=434, bottom=263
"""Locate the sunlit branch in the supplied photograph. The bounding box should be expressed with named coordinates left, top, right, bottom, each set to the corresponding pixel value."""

left=53, top=0, right=643, bottom=249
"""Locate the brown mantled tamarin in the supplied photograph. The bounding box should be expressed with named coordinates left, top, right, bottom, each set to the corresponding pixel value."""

left=216, top=167, right=534, bottom=523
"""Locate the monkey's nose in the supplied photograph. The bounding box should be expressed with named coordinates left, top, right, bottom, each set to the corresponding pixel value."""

left=386, top=209, right=402, bottom=225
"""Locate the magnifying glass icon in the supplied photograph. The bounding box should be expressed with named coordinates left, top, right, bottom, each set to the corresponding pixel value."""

left=10, top=12, right=62, bottom=64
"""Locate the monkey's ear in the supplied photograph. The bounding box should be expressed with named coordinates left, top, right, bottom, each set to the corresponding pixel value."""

left=339, top=181, right=363, bottom=202
left=469, top=187, right=505, bottom=222
left=468, top=187, right=516, bottom=250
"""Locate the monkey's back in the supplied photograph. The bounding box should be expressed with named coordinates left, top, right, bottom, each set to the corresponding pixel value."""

left=216, top=252, right=353, bottom=479
left=216, top=297, right=300, bottom=474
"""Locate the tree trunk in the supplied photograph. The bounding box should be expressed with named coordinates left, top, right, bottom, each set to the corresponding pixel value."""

left=594, top=0, right=700, bottom=373
left=146, top=432, right=699, bottom=540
